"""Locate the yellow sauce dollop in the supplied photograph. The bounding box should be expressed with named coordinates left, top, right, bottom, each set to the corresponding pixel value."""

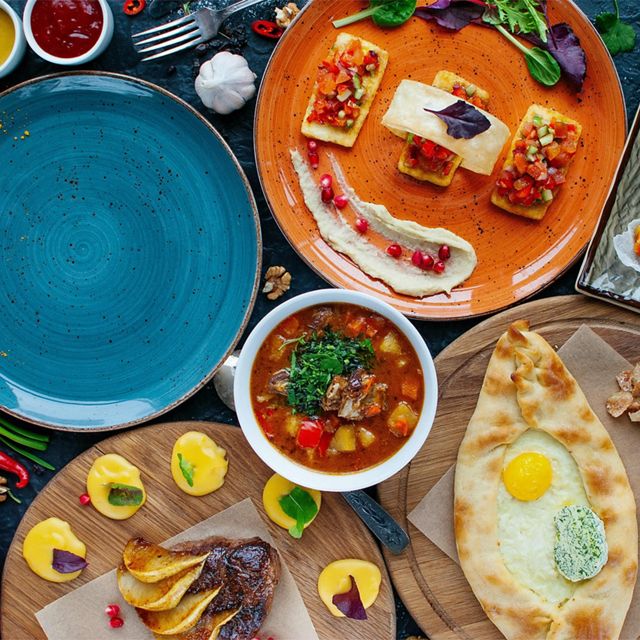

left=171, top=431, right=228, bottom=496
left=87, top=453, right=146, bottom=520
left=23, top=518, right=86, bottom=582
left=0, top=9, right=15, bottom=66
left=318, top=558, right=381, bottom=617
left=262, top=473, right=321, bottom=531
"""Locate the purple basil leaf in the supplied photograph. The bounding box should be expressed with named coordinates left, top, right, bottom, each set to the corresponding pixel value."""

left=414, top=1, right=485, bottom=32
left=332, top=575, right=367, bottom=620
left=424, top=100, right=491, bottom=139
left=52, top=549, right=88, bottom=574
left=523, top=23, right=586, bottom=90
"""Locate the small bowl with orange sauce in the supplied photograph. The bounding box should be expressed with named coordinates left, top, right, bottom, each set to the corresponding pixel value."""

left=0, top=0, right=26, bottom=78
left=23, top=0, right=113, bottom=65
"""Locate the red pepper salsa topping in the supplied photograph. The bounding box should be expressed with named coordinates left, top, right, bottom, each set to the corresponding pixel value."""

left=31, top=0, right=103, bottom=58
left=307, top=39, right=380, bottom=129
left=496, top=117, right=579, bottom=207
left=406, top=135, right=456, bottom=176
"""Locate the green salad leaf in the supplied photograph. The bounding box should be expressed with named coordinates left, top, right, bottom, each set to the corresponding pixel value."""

left=107, top=483, right=144, bottom=506
left=286, top=329, right=375, bottom=416
left=596, top=0, right=636, bottom=55
left=483, top=0, right=548, bottom=42
left=278, top=486, right=319, bottom=539
left=333, top=0, right=416, bottom=29
left=177, top=453, right=195, bottom=487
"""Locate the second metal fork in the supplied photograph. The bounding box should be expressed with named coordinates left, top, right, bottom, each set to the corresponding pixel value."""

left=132, top=0, right=265, bottom=62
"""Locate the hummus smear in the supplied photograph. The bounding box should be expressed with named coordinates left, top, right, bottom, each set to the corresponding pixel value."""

left=290, top=149, right=477, bottom=297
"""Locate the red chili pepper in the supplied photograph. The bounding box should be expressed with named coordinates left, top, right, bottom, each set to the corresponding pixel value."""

left=296, top=419, right=324, bottom=449
left=251, top=20, right=283, bottom=39
left=317, top=431, right=333, bottom=457
left=123, top=0, right=145, bottom=16
left=0, top=451, right=30, bottom=488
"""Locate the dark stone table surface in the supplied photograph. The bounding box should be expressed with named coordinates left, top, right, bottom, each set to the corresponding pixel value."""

left=0, top=0, right=638, bottom=637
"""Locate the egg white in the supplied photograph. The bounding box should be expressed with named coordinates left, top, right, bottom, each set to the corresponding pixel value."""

left=497, top=429, right=589, bottom=604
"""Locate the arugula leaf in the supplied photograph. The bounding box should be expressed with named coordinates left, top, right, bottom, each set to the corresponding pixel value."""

left=424, top=100, right=491, bottom=139
left=278, top=486, right=318, bottom=539
left=287, top=329, right=375, bottom=415
left=483, top=0, right=548, bottom=41
left=107, top=483, right=144, bottom=506
left=177, top=453, right=195, bottom=487
left=595, top=0, right=636, bottom=55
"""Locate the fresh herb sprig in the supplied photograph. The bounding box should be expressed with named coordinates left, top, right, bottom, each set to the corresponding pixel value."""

left=286, top=329, right=375, bottom=416
left=595, top=0, right=636, bottom=55
left=177, top=453, right=195, bottom=487
left=278, top=486, right=318, bottom=538
left=483, top=0, right=548, bottom=41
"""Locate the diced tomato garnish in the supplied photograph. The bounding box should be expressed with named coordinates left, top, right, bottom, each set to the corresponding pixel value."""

left=522, top=122, right=534, bottom=137
left=296, top=419, right=324, bottom=449
left=550, top=151, right=571, bottom=168
left=543, top=141, right=561, bottom=161
left=452, top=84, right=466, bottom=99
left=420, top=139, right=437, bottom=158
left=550, top=119, right=568, bottom=139
left=515, top=140, right=528, bottom=152
left=561, top=138, right=578, bottom=154
left=443, top=161, right=453, bottom=176
left=514, top=152, right=529, bottom=175
left=526, top=160, right=548, bottom=182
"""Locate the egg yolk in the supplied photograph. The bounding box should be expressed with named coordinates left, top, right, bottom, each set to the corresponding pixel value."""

left=171, top=431, right=228, bottom=496
left=22, top=518, right=86, bottom=583
left=503, top=451, right=552, bottom=501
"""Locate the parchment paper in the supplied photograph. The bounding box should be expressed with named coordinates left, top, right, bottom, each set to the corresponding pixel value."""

left=36, top=498, right=319, bottom=640
left=408, top=325, right=640, bottom=638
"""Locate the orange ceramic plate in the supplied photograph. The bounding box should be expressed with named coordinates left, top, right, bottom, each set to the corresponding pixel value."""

left=254, top=0, right=626, bottom=319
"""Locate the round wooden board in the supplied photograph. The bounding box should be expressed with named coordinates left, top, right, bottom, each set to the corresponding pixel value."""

left=1, top=421, right=395, bottom=640
left=254, top=1, right=626, bottom=320
left=378, top=295, right=640, bottom=639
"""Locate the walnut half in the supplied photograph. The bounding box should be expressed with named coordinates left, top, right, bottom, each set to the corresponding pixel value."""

left=262, top=266, right=291, bottom=300
left=275, top=2, right=300, bottom=28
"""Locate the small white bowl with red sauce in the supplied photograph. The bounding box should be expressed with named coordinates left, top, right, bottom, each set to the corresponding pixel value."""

left=235, top=289, right=438, bottom=492
left=23, top=0, right=113, bottom=65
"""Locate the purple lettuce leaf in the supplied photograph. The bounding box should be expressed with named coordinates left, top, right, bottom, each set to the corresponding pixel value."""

left=424, top=100, right=491, bottom=139
left=332, top=575, right=367, bottom=620
left=52, top=549, right=88, bottom=574
left=523, top=23, right=586, bottom=90
left=414, top=0, right=485, bottom=32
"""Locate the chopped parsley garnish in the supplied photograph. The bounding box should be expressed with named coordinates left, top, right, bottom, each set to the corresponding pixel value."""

left=286, top=328, right=375, bottom=415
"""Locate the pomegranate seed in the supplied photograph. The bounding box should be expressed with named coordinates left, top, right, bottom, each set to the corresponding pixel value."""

left=438, top=244, right=451, bottom=261
left=333, top=194, right=348, bottom=209
left=355, top=218, right=368, bottom=234
left=307, top=139, right=318, bottom=153
left=309, top=152, right=319, bottom=169
left=321, top=187, right=334, bottom=203
left=319, top=173, right=332, bottom=189
left=105, top=604, right=120, bottom=618
left=386, top=244, right=402, bottom=258
left=79, top=493, right=91, bottom=506
left=433, top=259, right=446, bottom=273
left=421, top=254, right=435, bottom=271
left=109, top=617, right=124, bottom=629
left=411, top=250, right=423, bottom=267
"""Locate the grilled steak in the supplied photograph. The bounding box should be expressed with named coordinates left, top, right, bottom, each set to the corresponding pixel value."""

left=172, top=536, right=281, bottom=640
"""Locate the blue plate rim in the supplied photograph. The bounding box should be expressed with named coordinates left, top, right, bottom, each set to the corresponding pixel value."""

left=0, top=70, right=263, bottom=432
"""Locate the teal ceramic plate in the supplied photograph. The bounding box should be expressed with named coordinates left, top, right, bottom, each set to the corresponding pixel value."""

left=0, top=73, right=261, bottom=431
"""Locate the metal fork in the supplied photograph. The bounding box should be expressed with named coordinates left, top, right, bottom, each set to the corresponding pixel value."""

left=132, top=0, right=265, bottom=62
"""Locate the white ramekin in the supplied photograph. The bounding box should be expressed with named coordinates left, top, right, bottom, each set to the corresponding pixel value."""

left=0, top=0, right=26, bottom=78
left=234, top=289, right=438, bottom=492
left=22, top=0, right=114, bottom=66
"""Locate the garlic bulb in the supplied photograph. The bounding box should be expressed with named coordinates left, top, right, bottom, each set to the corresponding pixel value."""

left=195, top=52, right=257, bottom=115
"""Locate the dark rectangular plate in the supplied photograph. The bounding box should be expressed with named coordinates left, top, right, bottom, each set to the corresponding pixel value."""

left=576, top=105, right=640, bottom=313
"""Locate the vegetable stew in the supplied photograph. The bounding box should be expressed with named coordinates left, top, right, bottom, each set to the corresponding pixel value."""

left=250, top=303, right=424, bottom=473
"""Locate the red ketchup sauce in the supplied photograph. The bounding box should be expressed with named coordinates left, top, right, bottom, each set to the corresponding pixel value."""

left=31, top=0, right=103, bottom=58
